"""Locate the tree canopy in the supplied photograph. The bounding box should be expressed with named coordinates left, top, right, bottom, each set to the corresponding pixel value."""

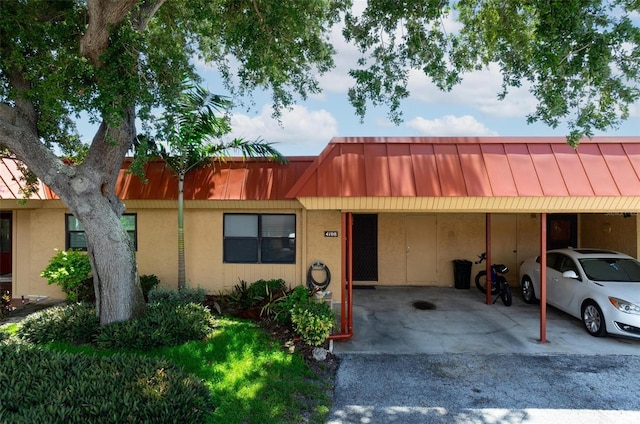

left=344, top=0, right=639, bottom=145
left=0, top=0, right=347, bottom=324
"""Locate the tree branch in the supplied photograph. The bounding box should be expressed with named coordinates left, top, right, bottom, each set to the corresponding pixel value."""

left=80, top=0, right=138, bottom=66
left=133, top=0, right=167, bottom=31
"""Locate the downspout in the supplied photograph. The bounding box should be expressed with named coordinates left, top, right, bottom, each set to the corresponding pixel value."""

left=177, top=170, right=185, bottom=289
left=485, top=213, right=492, bottom=305
left=539, top=213, right=548, bottom=343
left=329, top=212, right=353, bottom=340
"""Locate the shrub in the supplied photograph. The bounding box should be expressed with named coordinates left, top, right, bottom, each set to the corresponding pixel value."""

left=247, top=278, right=287, bottom=301
left=0, top=290, right=11, bottom=318
left=273, top=285, right=313, bottom=324
left=224, top=279, right=256, bottom=309
left=147, top=285, right=206, bottom=305
left=224, top=279, right=289, bottom=313
left=139, top=274, right=160, bottom=302
left=0, top=340, right=213, bottom=422
left=18, top=293, right=215, bottom=351
left=40, top=249, right=93, bottom=302
left=95, top=302, right=216, bottom=350
left=291, top=299, right=335, bottom=346
left=18, top=303, right=99, bottom=345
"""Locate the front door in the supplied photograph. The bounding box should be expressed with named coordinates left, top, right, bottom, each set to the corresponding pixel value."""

left=547, top=214, right=578, bottom=250
left=352, top=214, right=378, bottom=281
left=0, top=212, right=11, bottom=275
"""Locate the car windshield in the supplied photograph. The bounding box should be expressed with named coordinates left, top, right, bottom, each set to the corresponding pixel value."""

left=579, top=258, right=640, bottom=282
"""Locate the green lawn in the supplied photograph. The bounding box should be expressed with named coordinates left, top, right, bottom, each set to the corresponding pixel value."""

left=41, top=317, right=333, bottom=423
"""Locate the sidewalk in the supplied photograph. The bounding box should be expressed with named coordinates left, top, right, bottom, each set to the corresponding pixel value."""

left=1, top=297, right=66, bottom=324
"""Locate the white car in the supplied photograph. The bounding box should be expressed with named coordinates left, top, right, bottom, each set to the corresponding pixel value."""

left=519, top=248, right=640, bottom=339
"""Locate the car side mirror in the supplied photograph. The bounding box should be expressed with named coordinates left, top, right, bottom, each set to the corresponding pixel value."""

left=562, top=270, right=579, bottom=279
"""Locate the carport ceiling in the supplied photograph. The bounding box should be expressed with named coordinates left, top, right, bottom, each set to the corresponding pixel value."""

left=286, top=136, right=640, bottom=213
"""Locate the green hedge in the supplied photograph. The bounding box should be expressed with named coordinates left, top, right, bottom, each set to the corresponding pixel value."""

left=18, top=302, right=99, bottom=345
left=18, top=294, right=216, bottom=351
left=95, top=302, right=216, bottom=350
left=0, top=340, right=213, bottom=423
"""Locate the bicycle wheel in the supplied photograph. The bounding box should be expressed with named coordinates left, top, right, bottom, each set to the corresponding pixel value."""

left=475, top=270, right=498, bottom=294
left=498, top=277, right=512, bottom=306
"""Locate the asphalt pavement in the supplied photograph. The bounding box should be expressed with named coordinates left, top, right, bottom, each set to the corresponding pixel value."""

left=327, top=353, right=640, bottom=424
left=327, top=287, right=640, bottom=423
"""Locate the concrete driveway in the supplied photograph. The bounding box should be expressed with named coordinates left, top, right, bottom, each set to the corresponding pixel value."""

left=327, top=287, right=640, bottom=423
left=333, top=286, right=640, bottom=355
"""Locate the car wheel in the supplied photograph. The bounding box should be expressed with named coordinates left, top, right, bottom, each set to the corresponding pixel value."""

left=582, top=301, right=606, bottom=337
left=521, top=276, right=537, bottom=304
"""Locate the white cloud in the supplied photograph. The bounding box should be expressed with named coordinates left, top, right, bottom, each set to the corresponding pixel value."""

left=407, top=115, right=497, bottom=136
left=226, top=104, right=338, bottom=155
left=407, top=64, right=538, bottom=119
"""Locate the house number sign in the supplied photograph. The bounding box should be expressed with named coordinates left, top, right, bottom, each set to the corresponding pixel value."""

left=324, top=231, right=339, bottom=237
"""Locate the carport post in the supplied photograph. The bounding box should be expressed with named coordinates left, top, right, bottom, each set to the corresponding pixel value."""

left=539, top=213, right=548, bottom=343
left=330, top=212, right=353, bottom=341
left=485, top=214, right=492, bottom=305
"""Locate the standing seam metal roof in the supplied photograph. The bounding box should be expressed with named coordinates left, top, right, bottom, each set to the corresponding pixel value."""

left=3, top=137, right=640, bottom=204
left=285, top=136, right=640, bottom=199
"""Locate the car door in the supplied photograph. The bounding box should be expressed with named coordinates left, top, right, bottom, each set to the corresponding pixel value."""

left=545, top=252, right=563, bottom=308
left=551, top=254, right=583, bottom=315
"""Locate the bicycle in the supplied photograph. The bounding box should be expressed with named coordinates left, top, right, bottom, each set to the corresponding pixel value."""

left=474, top=252, right=512, bottom=306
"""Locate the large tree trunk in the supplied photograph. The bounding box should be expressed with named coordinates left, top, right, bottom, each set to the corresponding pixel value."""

left=61, top=113, right=146, bottom=325
left=0, top=104, right=146, bottom=325
left=76, top=196, right=145, bottom=325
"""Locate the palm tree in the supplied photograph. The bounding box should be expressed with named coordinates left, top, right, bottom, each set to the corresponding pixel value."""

left=146, top=82, right=286, bottom=289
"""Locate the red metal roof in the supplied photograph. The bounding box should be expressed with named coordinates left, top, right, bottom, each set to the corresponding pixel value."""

left=0, top=158, right=48, bottom=200
left=115, top=157, right=314, bottom=200
left=286, top=136, right=640, bottom=198
left=0, top=157, right=313, bottom=202
left=4, top=136, right=640, bottom=203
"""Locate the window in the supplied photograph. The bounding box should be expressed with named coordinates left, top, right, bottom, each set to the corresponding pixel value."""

left=224, top=214, right=295, bottom=264
left=66, top=214, right=137, bottom=250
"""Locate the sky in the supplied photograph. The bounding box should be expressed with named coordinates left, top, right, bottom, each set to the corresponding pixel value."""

left=73, top=4, right=639, bottom=158
left=191, top=5, right=640, bottom=158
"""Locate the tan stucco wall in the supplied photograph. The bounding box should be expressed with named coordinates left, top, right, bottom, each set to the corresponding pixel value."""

left=14, top=209, right=65, bottom=299
left=302, top=210, right=342, bottom=296
left=580, top=213, right=637, bottom=257
left=377, top=214, right=407, bottom=285
left=8, top=206, right=640, bottom=304
left=134, top=209, right=178, bottom=288
left=135, top=208, right=303, bottom=293
left=375, top=213, right=541, bottom=288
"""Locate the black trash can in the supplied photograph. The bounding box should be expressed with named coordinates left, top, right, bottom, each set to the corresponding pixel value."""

left=453, top=259, right=472, bottom=289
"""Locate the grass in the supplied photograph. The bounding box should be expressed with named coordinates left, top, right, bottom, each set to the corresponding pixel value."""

left=40, top=317, right=332, bottom=423
left=0, top=322, right=19, bottom=336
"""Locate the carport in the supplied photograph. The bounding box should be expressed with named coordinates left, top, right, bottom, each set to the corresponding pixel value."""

left=287, top=136, right=640, bottom=345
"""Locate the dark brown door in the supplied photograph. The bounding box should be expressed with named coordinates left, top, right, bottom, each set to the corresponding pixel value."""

left=0, top=212, right=11, bottom=275
left=352, top=214, right=378, bottom=281
left=547, top=214, right=577, bottom=250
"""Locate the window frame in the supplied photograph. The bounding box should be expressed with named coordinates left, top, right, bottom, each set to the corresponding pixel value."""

left=65, top=213, right=137, bottom=251
left=223, top=213, right=296, bottom=264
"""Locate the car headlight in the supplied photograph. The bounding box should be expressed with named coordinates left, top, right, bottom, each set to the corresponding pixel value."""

left=609, top=297, right=640, bottom=315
